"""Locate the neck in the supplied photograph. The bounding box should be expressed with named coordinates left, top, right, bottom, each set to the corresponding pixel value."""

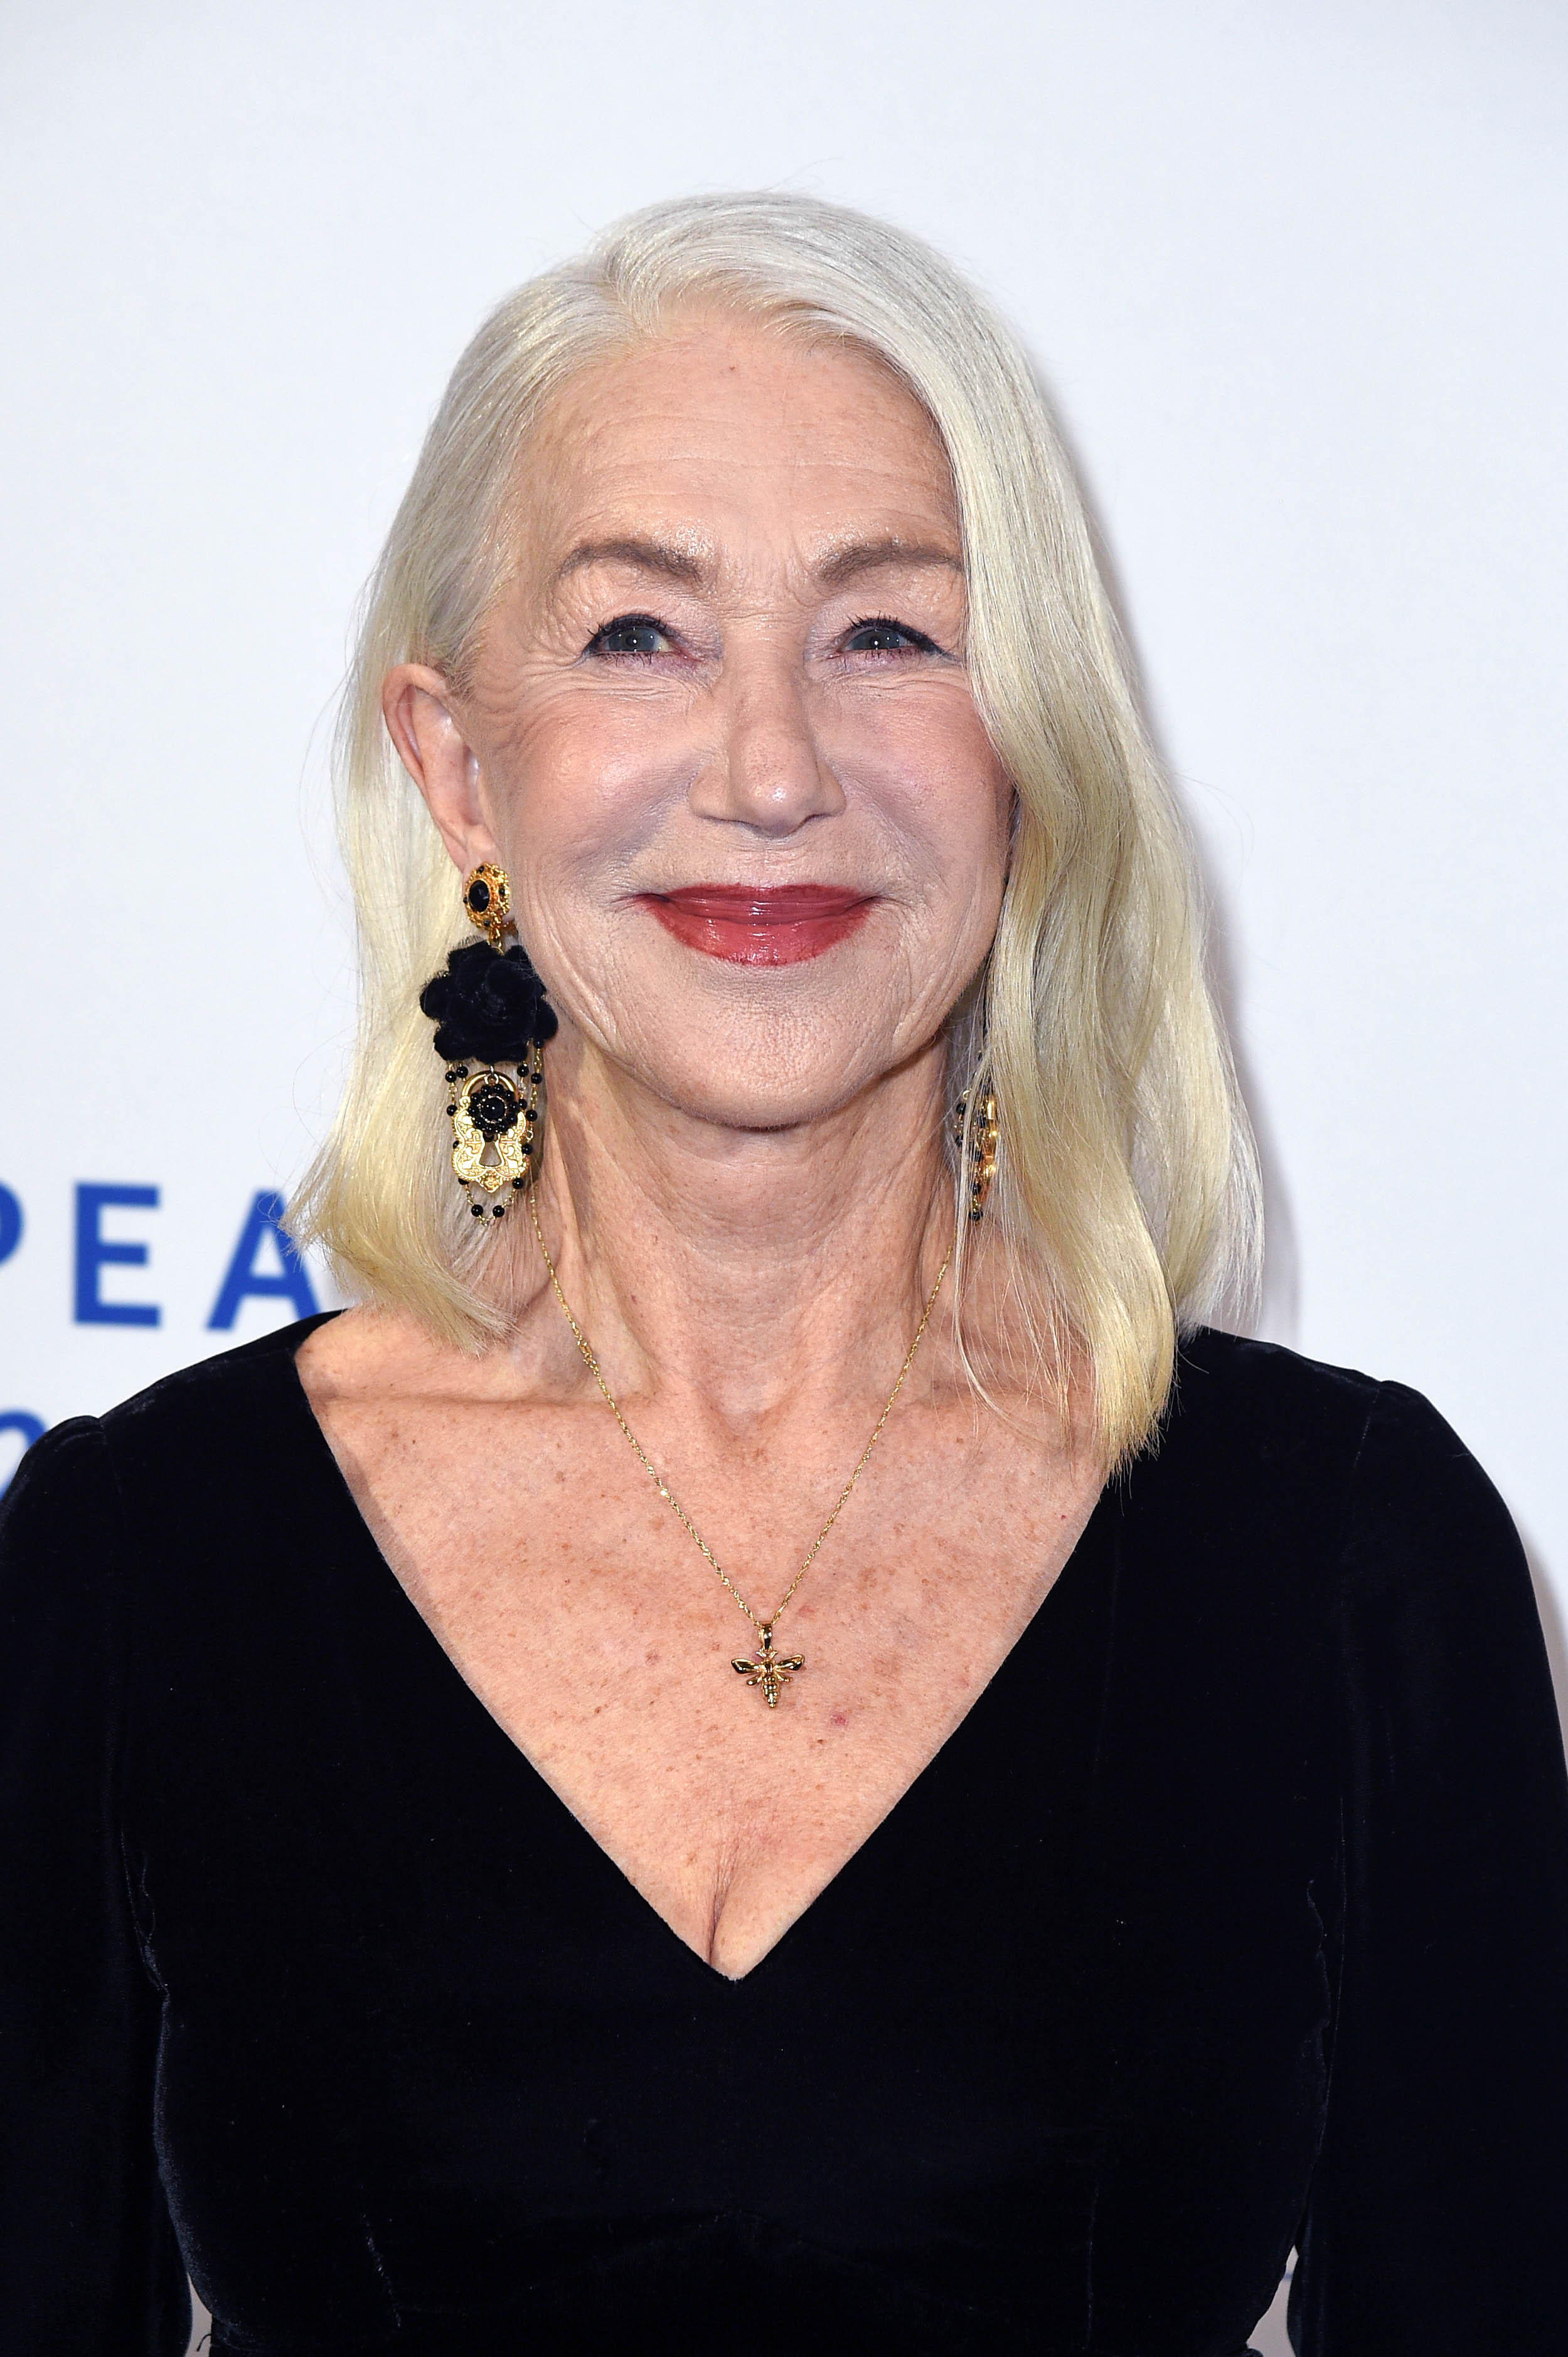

left=511, top=1029, right=957, bottom=1427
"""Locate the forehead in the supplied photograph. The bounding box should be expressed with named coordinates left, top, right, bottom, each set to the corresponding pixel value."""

left=516, top=316, right=959, bottom=570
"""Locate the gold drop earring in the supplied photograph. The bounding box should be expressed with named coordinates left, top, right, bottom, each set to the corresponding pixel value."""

left=954, top=1088, right=1000, bottom=1221
left=417, top=865, right=559, bottom=1227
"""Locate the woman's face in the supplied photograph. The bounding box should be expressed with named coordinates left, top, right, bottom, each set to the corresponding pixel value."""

left=402, top=316, right=1011, bottom=1130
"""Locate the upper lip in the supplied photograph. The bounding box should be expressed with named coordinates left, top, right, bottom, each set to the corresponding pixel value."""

left=639, top=884, right=874, bottom=920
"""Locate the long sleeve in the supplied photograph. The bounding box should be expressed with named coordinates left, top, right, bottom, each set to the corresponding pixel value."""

left=0, top=1419, right=191, bottom=2354
left=1291, top=1381, right=1568, bottom=2351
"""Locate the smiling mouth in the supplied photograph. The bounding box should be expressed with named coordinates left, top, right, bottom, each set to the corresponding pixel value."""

left=634, top=884, right=875, bottom=966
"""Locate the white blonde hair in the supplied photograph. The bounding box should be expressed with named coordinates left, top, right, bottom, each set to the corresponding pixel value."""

left=292, top=191, right=1259, bottom=1466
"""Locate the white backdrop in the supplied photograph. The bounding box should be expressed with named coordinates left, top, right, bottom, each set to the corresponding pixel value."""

left=2, top=5, right=1564, bottom=2347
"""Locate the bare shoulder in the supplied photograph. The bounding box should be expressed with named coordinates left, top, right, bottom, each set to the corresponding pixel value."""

left=290, top=1310, right=565, bottom=1414
left=294, top=1302, right=528, bottom=1416
left=297, top=1304, right=430, bottom=1401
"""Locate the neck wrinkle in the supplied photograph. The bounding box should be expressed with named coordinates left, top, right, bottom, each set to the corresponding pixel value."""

left=511, top=1028, right=957, bottom=1428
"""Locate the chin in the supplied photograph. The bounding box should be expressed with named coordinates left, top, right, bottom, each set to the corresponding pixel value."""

left=619, top=1002, right=909, bottom=1132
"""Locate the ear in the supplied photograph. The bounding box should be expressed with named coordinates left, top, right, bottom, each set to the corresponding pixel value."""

left=381, top=664, right=501, bottom=875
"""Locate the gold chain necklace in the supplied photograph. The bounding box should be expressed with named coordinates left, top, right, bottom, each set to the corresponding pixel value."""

left=528, top=1188, right=949, bottom=1708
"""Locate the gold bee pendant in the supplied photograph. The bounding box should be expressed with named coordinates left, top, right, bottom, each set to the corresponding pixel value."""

left=732, top=1625, right=806, bottom=1709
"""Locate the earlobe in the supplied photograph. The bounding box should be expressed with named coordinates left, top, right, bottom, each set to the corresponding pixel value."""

left=381, top=663, right=498, bottom=873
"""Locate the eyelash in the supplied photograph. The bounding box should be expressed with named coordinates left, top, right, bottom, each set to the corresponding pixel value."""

left=841, top=614, right=941, bottom=656
left=584, top=612, right=671, bottom=659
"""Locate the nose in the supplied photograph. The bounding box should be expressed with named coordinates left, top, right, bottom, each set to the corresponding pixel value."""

left=686, top=646, right=846, bottom=836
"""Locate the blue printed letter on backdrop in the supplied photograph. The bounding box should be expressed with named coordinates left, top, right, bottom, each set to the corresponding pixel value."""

left=208, top=1191, right=319, bottom=1330
left=74, top=1184, right=161, bottom=1325
left=0, top=1184, right=21, bottom=1266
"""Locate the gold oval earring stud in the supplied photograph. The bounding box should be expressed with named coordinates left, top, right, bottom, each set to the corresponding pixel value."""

left=462, top=863, right=512, bottom=950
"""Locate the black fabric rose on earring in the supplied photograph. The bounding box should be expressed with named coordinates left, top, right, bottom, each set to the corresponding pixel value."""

left=419, top=941, right=558, bottom=1064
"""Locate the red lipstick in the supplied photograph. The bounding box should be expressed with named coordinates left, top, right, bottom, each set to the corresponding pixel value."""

left=637, top=884, right=873, bottom=966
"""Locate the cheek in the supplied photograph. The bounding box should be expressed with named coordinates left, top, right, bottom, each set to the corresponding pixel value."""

left=487, top=689, right=697, bottom=885
left=480, top=707, right=694, bottom=1040
left=837, top=695, right=1011, bottom=912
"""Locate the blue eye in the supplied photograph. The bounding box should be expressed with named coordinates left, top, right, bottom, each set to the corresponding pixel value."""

left=843, top=616, right=938, bottom=655
left=587, top=614, right=671, bottom=658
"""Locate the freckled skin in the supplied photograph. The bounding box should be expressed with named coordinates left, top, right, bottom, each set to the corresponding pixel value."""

left=301, top=319, right=1102, bottom=1980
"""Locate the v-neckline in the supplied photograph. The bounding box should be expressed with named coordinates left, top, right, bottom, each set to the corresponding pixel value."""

left=277, top=1317, right=1109, bottom=1984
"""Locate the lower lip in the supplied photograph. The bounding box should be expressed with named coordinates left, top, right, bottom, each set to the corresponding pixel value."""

left=637, top=888, right=874, bottom=966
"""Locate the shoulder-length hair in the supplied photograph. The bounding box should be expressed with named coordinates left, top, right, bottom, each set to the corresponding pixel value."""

left=292, top=191, right=1259, bottom=1467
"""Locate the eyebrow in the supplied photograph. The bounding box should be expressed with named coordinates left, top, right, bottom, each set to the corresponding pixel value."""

left=550, top=532, right=964, bottom=595
left=811, top=537, right=964, bottom=589
left=552, top=537, right=710, bottom=591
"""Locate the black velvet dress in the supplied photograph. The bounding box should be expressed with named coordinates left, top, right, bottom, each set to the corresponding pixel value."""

left=3, top=1318, right=1567, bottom=2355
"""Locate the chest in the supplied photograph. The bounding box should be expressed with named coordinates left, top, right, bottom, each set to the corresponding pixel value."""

left=319, top=1391, right=1099, bottom=1975
left=135, top=1402, right=1341, bottom=2353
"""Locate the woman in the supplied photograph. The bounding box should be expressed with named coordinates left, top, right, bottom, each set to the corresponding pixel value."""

left=3, top=193, right=1565, bottom=2355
